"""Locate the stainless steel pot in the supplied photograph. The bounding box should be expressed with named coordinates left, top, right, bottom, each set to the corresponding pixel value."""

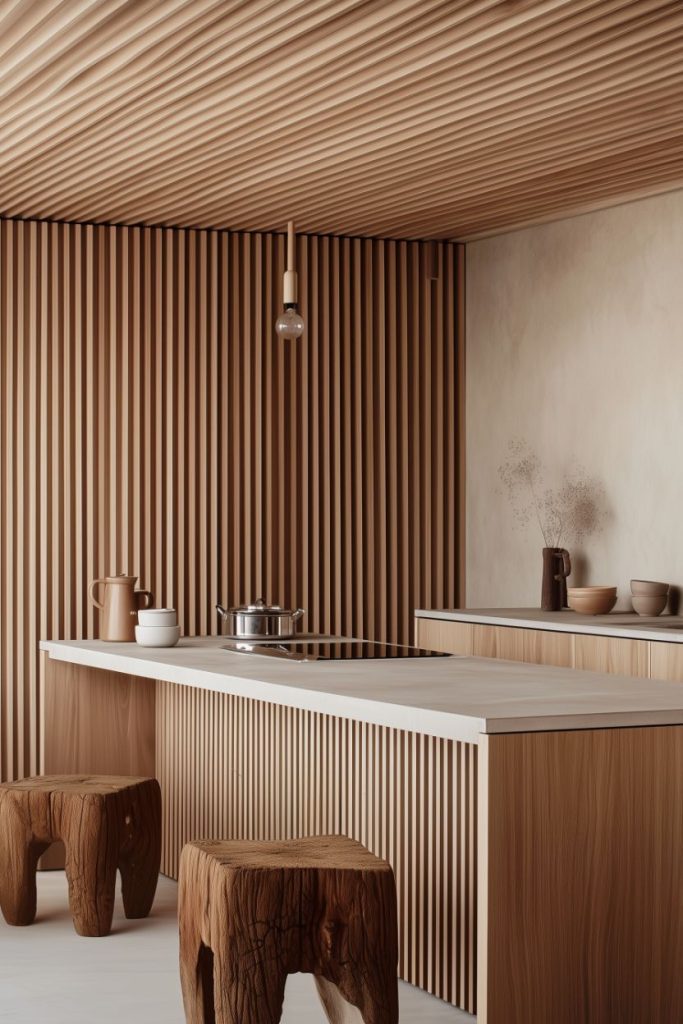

left=216, top=598, right=305, bottom=640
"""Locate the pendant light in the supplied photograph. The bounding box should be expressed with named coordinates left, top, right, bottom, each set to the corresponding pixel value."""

left=275, top=220, right=305, bottom=341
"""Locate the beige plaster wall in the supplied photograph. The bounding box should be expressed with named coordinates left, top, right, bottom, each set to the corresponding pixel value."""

left=466, top=189, right=683, bottom=610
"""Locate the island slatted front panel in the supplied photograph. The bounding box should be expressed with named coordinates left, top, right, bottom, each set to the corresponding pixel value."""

left=155, top=679, right=478, bottom=1014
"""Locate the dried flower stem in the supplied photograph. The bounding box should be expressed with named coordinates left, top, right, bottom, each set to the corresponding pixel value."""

left=498, top=440, right=606, bottom=547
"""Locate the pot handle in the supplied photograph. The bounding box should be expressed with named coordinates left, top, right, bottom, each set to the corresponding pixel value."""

left=292, top=608, right=305, bottom=622
left=88, top=578, right=105, bottom=610
left=216, top=604, right=229, bottom=619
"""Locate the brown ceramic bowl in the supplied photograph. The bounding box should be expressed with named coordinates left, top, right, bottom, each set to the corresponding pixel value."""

left=569, top=589, right=618, bottom=598
left=567, top=587, right=617, bottom=615
left=631, top=593, right=668, bottom=616
left=630, top=579, right=669, bottom=596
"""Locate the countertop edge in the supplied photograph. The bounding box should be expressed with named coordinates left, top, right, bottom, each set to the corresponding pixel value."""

left=414, top=608, right=683, bottom=643
left=484, top=710, right=683, bottom=733
left=40, top=640, right=485, bottom=745
left=41, top=639, right=683, bottom=740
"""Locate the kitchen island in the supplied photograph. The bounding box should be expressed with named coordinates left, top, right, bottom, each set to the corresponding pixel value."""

left=40, top=637, right=683, bottom=1023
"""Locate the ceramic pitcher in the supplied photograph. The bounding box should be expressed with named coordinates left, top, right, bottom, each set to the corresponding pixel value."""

left=541, top=548, right=571, bottom=611
left=88, top=574, right=153, bottom=641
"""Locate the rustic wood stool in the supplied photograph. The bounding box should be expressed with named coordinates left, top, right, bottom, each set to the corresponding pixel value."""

left=178, top=835, right=399, bottom=1024
left=0, top=774, right=161, bottom=937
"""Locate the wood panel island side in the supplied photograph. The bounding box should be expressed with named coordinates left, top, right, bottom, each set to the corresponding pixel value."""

left=39, top=638, right=683, bottom=1023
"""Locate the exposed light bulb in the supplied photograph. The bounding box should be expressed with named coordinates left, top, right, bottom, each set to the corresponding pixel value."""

left=275, top=220, right=305, bottom=341
left=275, top=305, right=305, bottom=341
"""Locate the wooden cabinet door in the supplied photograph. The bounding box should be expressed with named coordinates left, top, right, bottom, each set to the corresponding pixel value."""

left=649, top=641, right=683, bottom=681
left=472, top=625, right=573, bottom=668
left=573, top=635, right=649, bottom=677
left=415, top=618, right=474, bottom=654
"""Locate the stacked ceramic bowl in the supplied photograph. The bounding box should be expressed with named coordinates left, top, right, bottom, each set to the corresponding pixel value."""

left=567, top=586, right=617, bottom=615
left=135, top=608, right=181, bottom=647
left=630, top=580, right=669, bottom=617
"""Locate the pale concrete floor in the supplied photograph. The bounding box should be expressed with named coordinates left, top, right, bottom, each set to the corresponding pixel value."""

left=0, top=873, right=475, bottom=1024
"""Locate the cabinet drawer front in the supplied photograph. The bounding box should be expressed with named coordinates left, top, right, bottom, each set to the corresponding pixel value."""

left=573, top=635, right=649, bottom=677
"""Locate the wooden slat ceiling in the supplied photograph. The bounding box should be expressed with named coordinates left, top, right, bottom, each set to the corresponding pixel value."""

left=1, top=0, right=682, bottom=240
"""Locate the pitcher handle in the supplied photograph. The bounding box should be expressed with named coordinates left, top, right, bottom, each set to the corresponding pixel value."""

left=554, top=549, right=571, bottom=580
left=135, top=589, right=154, bottom=610
left=88, top=579, right=105, bottom=610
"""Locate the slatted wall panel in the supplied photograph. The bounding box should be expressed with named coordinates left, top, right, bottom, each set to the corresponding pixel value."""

left=0, top=218, right=461, bottom=783
left=156, top=679, right=477, bottom=1013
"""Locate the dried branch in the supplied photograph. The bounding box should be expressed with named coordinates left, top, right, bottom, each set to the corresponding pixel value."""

left=498, top=440, right=607, bottom=547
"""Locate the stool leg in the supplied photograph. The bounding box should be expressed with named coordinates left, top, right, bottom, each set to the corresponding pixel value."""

left=179, top=935, right=217, bottom=1024
left=0, top=789, right=50, bottom=926
left=316, top=972, right=399, bottom=1024
left=213, top=948, right=288, bottom=1024
left=179, top=848, right=216, bottom=1023
left=315, top=977, right=365, bottom=1024
left=62, top=794, right=118, bottom=937
left=118, top=781, right=162, bottom=919
left=312, top=869, right=399, bottom=1024
left=0, top=831, right=49, bottom=926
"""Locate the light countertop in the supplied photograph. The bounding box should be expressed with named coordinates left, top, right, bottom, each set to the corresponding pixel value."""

left=415, top=607, right=683, bottom=642
left=41, top=637, right=683, bottom=745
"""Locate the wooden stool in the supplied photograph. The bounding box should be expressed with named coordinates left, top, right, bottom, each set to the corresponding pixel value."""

left=178, top=835, right=399, bottom=1024
left=0, top=774, right=161, bottom=937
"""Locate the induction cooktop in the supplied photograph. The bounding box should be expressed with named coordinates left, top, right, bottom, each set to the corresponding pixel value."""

left=221, top=639, right=453, bottom=662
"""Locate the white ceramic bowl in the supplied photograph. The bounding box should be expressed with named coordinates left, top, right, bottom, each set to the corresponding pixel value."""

left=135, top=624, right=180, bottom=647
left=630, top=580, right=669, bottom=597
left=631, top=593, right=668, bottom=617
left=138, top=608, right=177, bottom=627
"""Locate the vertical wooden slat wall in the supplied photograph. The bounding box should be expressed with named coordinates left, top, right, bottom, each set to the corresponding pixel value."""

left=155, top=680, right=478, bottom=1013
left=0, top=217, right=462, bottom=784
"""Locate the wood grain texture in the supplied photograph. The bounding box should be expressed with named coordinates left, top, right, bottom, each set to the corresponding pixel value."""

left=573, top=633, right=650, bottom=677
left=0, top=3, right=682, bottom=240
left=178, top=837, right=398, bottom=1024
left=472, top=624, right=574, bottom=667
left=0, top=774, right=161, bottom=936
left=0, top=218, right=462, bottom=784
left=416, top=620, right=573, bottom=667
left=415, top=618, right=474, bottom=655
left=42, top=655, right=156, bottom=779
left=478, top=727, right=683, bottom=1024
left=649, top=641, right=683, bottom=681
left=415, top=619, right=683, bottom=680
left=157, top=678, right=477, bottom=1013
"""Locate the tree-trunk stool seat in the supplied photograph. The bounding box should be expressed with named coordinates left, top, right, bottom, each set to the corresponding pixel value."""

left=0, top=774, right=161, bottom=937
left=178, top=835, right=399, bottom=1024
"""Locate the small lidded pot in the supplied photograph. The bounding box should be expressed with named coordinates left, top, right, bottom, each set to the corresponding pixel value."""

left=216, top=598, right=305, bottom=640
left=138, top=608, right=178, bottom=627
left=134, top=607, right=180, bottom=647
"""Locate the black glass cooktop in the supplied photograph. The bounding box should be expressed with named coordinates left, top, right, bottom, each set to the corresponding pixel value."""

left=221, top=640, right=452, bottom=662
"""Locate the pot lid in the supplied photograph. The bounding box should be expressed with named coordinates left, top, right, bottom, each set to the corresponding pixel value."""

left=233, top=598, right=289, bottom=615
